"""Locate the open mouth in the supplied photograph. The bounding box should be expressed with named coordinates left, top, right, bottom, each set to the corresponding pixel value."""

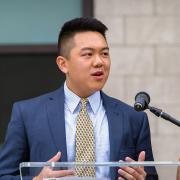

left=91, top=71, right=104, bottom=80
left=92, top=71, right=104, bottom=76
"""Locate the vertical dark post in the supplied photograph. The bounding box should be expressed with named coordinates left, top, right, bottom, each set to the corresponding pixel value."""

left=82, top=0, right=94, bottom=17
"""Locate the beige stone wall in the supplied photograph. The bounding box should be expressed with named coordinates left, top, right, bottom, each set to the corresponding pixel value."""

left=94, top=0, right=180, bottom=179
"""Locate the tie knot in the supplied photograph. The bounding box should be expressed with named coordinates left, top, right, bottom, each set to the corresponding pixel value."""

left=81, top=98, right=88, bottom=110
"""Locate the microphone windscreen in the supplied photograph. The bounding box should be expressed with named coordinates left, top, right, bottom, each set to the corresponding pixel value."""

left=134, top=92, right=150, bottom=111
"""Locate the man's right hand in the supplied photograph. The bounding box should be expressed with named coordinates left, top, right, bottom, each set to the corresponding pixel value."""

left=33, top=152, right=75, bottom=180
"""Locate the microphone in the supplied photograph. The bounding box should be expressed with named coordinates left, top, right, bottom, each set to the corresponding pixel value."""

left=134, top=92, right=150, bottom=111
left=134, top=91, right=180, bottom=127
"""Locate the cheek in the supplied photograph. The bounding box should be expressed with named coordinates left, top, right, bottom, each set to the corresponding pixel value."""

left=70, top=65, right=89, bottom=80
left=75, top=63, right=90, bottom=74
left=105, top=61, right=111, bottom=72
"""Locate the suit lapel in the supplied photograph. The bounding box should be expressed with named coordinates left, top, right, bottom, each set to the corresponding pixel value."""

left=46, top=86, right=67, bottom=162
left=101, top=92, right=124, bottom=161
left=101, top=92, right=124, bottom=179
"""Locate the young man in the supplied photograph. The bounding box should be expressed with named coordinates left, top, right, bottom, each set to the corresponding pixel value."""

left=0, top=17, right=157, bottom=180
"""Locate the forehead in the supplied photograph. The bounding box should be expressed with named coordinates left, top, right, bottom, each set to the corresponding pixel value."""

left=73, top=31, right=108, bottom=49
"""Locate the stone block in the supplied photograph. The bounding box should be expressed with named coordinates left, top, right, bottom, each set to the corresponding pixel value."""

left=126, top=17, right=180, bottom=44
left=152, top=134, right=180, bottom=160
left=110, top=46, right=154, bottom=75
left=95, top=16, right=124, bottom=44
left=152, top=134, right=180, bottom=179
left=124, top=76, right=180, bottom=104
left=103, top=74, right=126, bottom=101
left=157, top=47, right=180, bottom=75
left=156, top=0, right=180, bottom=15
left=146, top=111, right=158, bottom=135
left=94, top=0, right=154, bottom=16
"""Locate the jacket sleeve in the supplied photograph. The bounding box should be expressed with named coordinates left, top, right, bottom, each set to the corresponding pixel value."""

left=0, top=102, right=29, bottom=180
left=136, top=113, right=158, bottom=180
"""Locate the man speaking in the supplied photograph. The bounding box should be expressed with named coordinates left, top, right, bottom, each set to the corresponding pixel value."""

left=0, top=17, right=157, bottom=180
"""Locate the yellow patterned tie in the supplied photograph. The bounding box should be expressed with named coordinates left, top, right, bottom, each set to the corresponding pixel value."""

left=75, top=98, right=96, bottom=177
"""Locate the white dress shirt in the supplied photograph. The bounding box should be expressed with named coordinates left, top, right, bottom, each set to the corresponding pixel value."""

left=64, top=82, right=110, bottom=179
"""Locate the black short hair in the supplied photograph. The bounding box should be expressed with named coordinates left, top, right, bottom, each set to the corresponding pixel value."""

left=57, top=17, right=108, bottom=58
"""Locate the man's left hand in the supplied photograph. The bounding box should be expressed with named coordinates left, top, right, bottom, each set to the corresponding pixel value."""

left=118, top=151, right=147, bottom=180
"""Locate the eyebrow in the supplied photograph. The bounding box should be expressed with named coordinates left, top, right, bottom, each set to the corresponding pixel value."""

left=81, top=47, right=109, bottom=51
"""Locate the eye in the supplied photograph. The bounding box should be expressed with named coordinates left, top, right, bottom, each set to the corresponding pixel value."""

left=82, top=52, right=93, bottom=57
left=102, top=51, right=109, bottom=57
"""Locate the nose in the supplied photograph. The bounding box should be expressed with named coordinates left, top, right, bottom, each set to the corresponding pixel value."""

left=93, top=55, right=103, bottom=67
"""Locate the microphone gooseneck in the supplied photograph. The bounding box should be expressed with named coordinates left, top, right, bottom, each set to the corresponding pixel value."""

left=134, top=91, right=180, bottom=127
left=148, top=106, right=180, bottom=127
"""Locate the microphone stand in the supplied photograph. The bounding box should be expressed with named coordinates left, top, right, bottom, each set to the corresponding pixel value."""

left=148, top=106, right=180, bottom=127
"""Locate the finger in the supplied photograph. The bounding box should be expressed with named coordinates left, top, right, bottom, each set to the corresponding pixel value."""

left=118, top=176, right=125, bottom=180
left=120, top=166, right=141, bottom=177
left=118, top=168, right=136, bottom=180
left=119, top=166, right=146, bottom=180
left=48, top=152, right=61, bottom=162
left=124, top=153, right=146, bottom=177
left=50, top=169, right=75, bottom=178
left=124, top=158, right=146, bottom=177
left=137, top=151, right=145, bottom=171
left=138, top=151, right=145, bottom=162
left=119, top=159, right=139, bottom=176
left=124, top=151, right=146, bottom=162
left=125, top=151, right=145, bottom=169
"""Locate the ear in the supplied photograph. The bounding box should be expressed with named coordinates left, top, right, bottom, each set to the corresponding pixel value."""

left=56, top=56, right=68, bottom=74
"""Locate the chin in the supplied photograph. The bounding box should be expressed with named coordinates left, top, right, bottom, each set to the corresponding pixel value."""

left=86, top=80, right=106, bottom=94
left=90, top=84, right=104, bottom=93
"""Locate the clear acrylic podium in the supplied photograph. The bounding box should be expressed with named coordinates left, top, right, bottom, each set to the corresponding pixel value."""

left=19, top=161, right=180, bottom=180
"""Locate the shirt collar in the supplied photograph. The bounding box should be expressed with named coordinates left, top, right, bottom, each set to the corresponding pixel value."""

left=64, top=82, right=101, bottom=114
left=88, top=90, right=101, bottom=114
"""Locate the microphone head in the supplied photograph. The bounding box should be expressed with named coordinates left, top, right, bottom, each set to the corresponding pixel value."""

left=134, top=91, right=150, bottom=111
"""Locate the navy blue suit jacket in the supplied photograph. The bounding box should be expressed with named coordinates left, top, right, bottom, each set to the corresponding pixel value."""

left=0, top=86, right=157, bottom=179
